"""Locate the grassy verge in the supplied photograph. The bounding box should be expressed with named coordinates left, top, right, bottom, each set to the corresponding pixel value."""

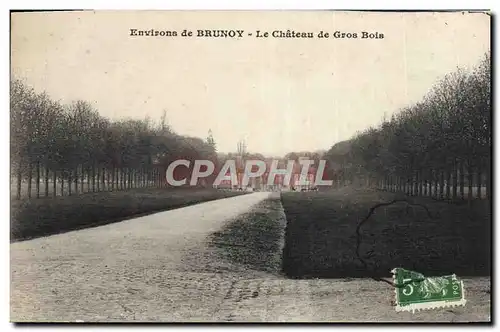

left=281, top=187, right=491, bottom=279
left=11, top=188, right=247, bottom=242
left=209, top=193, right=286, bottom=274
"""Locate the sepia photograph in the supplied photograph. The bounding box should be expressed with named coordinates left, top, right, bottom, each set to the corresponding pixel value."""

left=9, top=10, right=491, bottom=323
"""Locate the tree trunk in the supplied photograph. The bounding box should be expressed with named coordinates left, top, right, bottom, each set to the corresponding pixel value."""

left=74, top=166, right=79, bottom=194
left=152, top=168, right=156, bottom=188
left=92, top=164, right=96, bottom=192
left=460, top=161, right=465, bottom=199
left=468, top=164, right=473, bottom=200
left=102, top=168, right=105, bottom=191
left=61, top=171, right=65, bottom=196
left=452, top=162, right=458, bottom=200
left=36, top=161, right=41, bottom=199
left=407, top=174, right=412, bottom=195
left=486, top=160, right=490, bottom=199
left=406, top=173, right=413, bottom=196
left=27, top=162, right=33, bottom=199
left=80, top=166, right=84, bottom=193
left=102, top=167, right=106, bottom=191
left=445, top=168, right=451, bottom=200
left=428, top=171, right=432, bottom=197
left=16, top=162, right=22, bottom=200
left=159, top=167, right=163, bottom=188
left=68, top=169, right=72, bottom=196
left=433, top=170, right=438, bottom=198
left=439, top=169, right=445, bottom=200
left=44, top=166, right=49, bottom=197
left=414, top=172, right=418, bottom=196
left=96, top=165, right=100, bottom=192
left=52, top=168, right=57, bottom=197
left=423, top=176, right=428, bottom=197
left=418, top=171, right=423, bottom=197
left=425, top=169, right=430, bottom=196
left=123, top=168, right=127, bottom=189
left=409, top=176, right=412, bottom=195
left=477, top=168, right=482, bottom=199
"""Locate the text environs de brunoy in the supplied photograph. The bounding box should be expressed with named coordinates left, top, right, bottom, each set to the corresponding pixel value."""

left=129, top=29, right=385, bottom=39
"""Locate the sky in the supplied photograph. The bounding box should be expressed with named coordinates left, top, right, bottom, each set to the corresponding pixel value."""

left=11, top=11, right=490, bottom=156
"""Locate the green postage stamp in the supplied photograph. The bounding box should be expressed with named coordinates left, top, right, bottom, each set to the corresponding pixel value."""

left=392, top=268, right=467, bottom=313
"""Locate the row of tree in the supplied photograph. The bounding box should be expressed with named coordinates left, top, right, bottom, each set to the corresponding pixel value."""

left=325, top=52, right=491, bottom=200
left=10, top=78, right=218, bottom=199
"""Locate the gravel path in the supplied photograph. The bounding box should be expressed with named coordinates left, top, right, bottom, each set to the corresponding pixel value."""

left=10, top=191, right=490, bottom=322
left=11, top=192, right=273, bottom=322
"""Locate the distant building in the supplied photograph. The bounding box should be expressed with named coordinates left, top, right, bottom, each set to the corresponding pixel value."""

left=214, top=156, right=321, bottom=191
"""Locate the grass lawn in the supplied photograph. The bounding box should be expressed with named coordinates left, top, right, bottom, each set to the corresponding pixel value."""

left=281, top=187, right=491, bottom=279
left=11, top=188, right=247, bottom=242
left=209, top=193, right=286, bottom=274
